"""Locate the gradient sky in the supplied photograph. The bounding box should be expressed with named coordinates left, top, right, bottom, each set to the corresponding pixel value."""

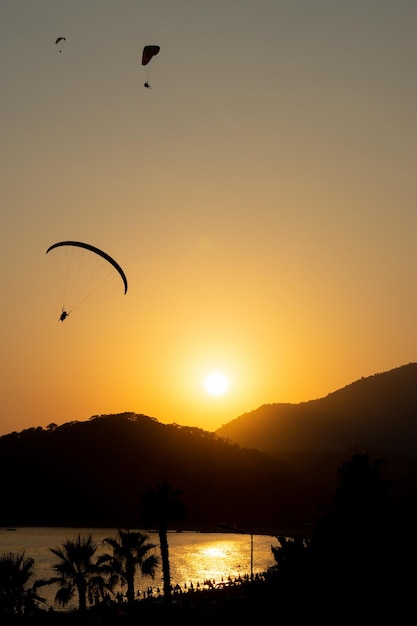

left=2, top=1, right=417, bottom=436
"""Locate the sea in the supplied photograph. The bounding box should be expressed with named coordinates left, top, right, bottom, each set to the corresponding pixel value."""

left=0, top=527, right=280, bottom=610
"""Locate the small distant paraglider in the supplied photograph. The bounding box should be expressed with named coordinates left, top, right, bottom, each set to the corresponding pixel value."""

left=142, top=45, right=160, bottom=89
left=55, top=37, right=66, bottom=52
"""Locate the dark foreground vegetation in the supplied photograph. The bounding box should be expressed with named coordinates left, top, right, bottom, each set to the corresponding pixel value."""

left=1, top=452, right=416, bottom=624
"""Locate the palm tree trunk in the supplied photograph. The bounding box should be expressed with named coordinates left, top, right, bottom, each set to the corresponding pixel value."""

left=159, top=527, right=171, bottom=602
left=126, top=560, right=135, bottom=607
left=77, top=580, right=87, bottom=613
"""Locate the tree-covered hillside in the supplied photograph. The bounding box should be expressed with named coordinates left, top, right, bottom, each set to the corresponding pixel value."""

left=0, top=413, right=310, bottom=531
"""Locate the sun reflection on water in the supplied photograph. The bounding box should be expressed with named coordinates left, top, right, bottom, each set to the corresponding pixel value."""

left=202, top=545, right=227, bottom=558
left=169, top=537, right=262, bottom=588
left=0, top=528, right=279, bottom=608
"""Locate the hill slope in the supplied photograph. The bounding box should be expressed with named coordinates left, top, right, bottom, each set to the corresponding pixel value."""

left=215, top=363, right=417, bottom=456
left=0, top=413, right=309, bottom=531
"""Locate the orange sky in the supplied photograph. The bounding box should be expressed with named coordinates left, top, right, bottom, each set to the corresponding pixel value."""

left=1, top=1, right=417, bottom=436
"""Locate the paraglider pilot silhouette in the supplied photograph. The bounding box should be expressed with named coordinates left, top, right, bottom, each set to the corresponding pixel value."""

left=59, top=309, right=69, bottom=322
left=144, top=82, right=151, bottom=89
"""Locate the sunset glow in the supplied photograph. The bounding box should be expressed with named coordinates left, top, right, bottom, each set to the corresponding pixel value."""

left=1, top=2, right=417, bottom=437
left=203, top=371, right=230, bottom=397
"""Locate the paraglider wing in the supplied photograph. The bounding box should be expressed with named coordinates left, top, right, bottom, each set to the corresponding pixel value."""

left=142, top=45, right=160, bottom=66
left=46, top=241, right=128, bottom=294
left=55, top=37, right=66, bottom=44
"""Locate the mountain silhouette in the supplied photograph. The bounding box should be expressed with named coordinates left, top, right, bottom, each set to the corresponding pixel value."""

left=215, top=363, right=417, bottom=513
left=215, top=363, right=417, bottom=455
left=2, top=364, right=416, bottom=532
left=0, top=413, right=308, bottom=532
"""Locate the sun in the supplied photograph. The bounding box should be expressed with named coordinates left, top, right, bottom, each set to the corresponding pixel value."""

left=203, top=371, right=230, bottom=396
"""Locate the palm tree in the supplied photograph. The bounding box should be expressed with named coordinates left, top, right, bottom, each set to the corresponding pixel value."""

left=140, top=480, right=185, bottom=603
left=0, top=551, right=45, bottom=618
left=98, top=529, right=159, bottom=610
left=45, top=534, right=108, bottom=614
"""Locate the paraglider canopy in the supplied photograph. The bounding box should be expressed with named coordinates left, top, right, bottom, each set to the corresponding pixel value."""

left=142, top=45, right=160, bottom=66
left=46, top=240, right=128, bottom=294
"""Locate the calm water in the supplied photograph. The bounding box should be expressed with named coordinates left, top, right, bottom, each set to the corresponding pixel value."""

left=0, top=527, right=279, bottom=609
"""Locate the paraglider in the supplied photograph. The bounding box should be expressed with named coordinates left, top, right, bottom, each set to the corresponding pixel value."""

left=46, top=241, right=128, bottom=321
left=55, top=37, right=66, bottom=52
left=142, top=45, right=160, bottom=88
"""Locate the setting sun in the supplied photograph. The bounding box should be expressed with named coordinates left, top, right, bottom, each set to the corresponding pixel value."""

left=203, top=371, right=230, bottom=396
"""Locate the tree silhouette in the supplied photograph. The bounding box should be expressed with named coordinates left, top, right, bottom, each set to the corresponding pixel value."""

left=265, top=452, right=411, bottom=620
left=306, top=452, right=402, bottom=619
left=139, top=480, right=185, bottom=603
left=0, top=551, right=44, bottom=619
left=43, top=534, right=108, bottom=614
left=98, top=529, right=159, bottom=610
left=312, top=454, right=392, bottom=561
